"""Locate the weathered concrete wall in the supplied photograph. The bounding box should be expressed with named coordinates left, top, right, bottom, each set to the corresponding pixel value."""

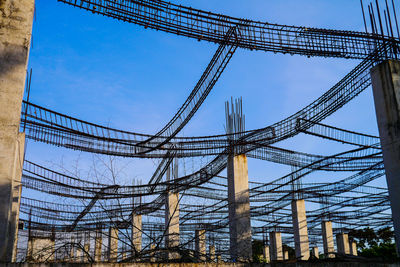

left=371, top=60, right=400, bottom=254
left=0, top=0, right=34, bottom=261
left=227, top=154, right=252, bottom=262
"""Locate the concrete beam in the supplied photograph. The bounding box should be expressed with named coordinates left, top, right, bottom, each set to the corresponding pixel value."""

left=322, top=221, right=335, bottom=258
left=0, top=0, right=34, bottom=261
left=291, top=199, right=310, bottom=260
left=269, top=232, right=283, bottom=261
left=195, top=229, right=206, bottom=261
left=227, top=154, right=252, bottom=262
left=371, top=60, right=400, bottom=254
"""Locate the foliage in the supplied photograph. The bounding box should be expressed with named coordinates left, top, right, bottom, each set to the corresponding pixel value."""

left=348, top=227, right=398, bottom=261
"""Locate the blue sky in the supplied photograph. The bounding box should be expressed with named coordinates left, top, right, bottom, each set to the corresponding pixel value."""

left=24, top=1, right=392, bottom=192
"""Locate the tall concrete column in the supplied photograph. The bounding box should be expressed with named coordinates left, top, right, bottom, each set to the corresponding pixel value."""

left=165, top=164, right=180, bottom=260
left=209, top=245, right=216, bottom=262
left=94, top=229, right=102, bottom=262
left=371, top=60, right=400, bottom=254
left=350, top=241, right=358, bottom=256
left=312, top=247, right=319, bottom=259
left=9, top=134, right=24, bottom=262
left=83, top=232, right=90, bottom=262
left=322, top=221, right=335, bottom=258
left=0, top=0, right=34, bottom=261
left=27, top=237, right=55, bottom=262
left=195, top=229, right=206, bottom=261
left=107, top=227, right=118, bottom=262
left=269, top=232, right=283, bottom=261
left=165, top=190, right=180, bottom=260
left=336, top=233, right=350, bottom=255
left=291, top=199, right=310, bottom=260
left=132, top=213, right=142, bottom=256
left=263, top=245, right=270, bottom=263
left=283, top=249, right=289, bottom=260
left=149, top=244, right=156, bottom=262
left=227, top=154, right=252, bottom=262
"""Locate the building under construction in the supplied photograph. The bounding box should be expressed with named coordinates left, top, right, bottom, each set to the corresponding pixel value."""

left=1, top=0, right=400, bottom=264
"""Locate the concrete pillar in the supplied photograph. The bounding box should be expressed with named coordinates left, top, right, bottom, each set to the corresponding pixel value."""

left=165, top=190, right=180, bottom=260
left=371, top=60, right=400, bottom=254
left=322, top=221, right=335, bottom=258
left=9, top=134, right=25, bottom=262
left=350, top=241, right=358, bottom=256
left=269, top=232, right=283, bottom=261
left=263, top=245, right=270, bottom=263
left=27, top=237, right=55, bottom=262
left=0, top=0, right=34, bottom=261
left=284, top=249, right=289, bottom=260
left=336, top=233, right=350, bottom=255
left=94, top=229, right=102, bottom=262
left=195, top=229, right=206, bottom=261
left=107, top=227, right=118, bottom=262
left=227, top=154, right=252, bottom=262
left=150, top=244, right=156, bottom=262
left=83, top=232, right=90, bottom=262
left=209, top=245, right=216, bottom=262
left=291, top=199, right=310, bottom=260
left=217, top=255, right=222, bottom=262
left=312, top=247, right=319, bottom=259
left=164, top=163, right=180, bottom=260
left=132, top=213, right=142, bottom=256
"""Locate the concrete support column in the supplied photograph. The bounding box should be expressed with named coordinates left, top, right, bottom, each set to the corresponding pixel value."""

left=107, top=227, right=118, bottom=262
left=371, top=60, right=400, bottom=254
left=94, top=229, right=102, bottom=262
left=283, top=249, right=289, bottom=260
left=83, top=232, right=90, bottom=262
left=350, top=241, right=358, bottom=256
left=0, top=0, right=34, bottom=261
left=195, top=229, right=206, bottom=261
left=291, top=199, right=310, bottom=260
left=312, top=247, right=319, bottom=259
left=262, top=245, right=270, bottom=263
left=150, top=244, right=156, bottom=262
left=209, top=245, right=216, bottom=262
left=227, top=154, right=252, bottom=262
left=269, top=232, right=283, bottom=261
left=165, top=190, right=180, bottom=260
left=27, top=237, right=55, bottom=262
left=336, top=233, right=350, bottom=255
left=132, top=213, right=142, bottom=256
left=322, top=221, right=335, bottom=258
left=9, top=134, right=25, bottom=262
